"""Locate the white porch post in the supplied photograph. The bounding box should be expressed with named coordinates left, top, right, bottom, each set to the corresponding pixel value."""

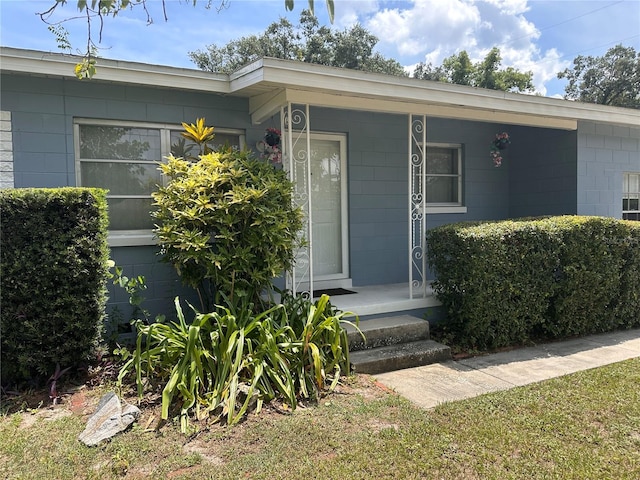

left=283, top=103, right=313, bottom=297
left=408, top=114, right=427, bottom=299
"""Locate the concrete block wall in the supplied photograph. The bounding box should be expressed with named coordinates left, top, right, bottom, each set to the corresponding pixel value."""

left=7, top=70, right=609, bottom=317
left=0, top=73, right=266, bottom=190
left=508, top=126, right=578, bottom=218
left=310, top=109, right=409, bottom=286
left=577, top=121, right=640, bottom=218
left=0, top=110, right=13, bottom=188
left=428, top=118, right=510, bottom=224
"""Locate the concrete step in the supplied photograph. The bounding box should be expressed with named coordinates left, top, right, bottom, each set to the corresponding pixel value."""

left=346, top=315, right=430, bottom=352
left=350, top=339, right=452, bottom=375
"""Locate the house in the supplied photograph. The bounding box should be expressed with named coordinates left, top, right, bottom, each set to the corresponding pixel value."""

left=1, top=46, right=639, bottom=325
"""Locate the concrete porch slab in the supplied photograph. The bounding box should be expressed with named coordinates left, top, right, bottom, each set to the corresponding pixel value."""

left=330, top=283, right=441, bottom=317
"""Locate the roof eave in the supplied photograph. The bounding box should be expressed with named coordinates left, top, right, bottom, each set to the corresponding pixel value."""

left=0, top=47, right=231, bottom=94
left=236, top=57, right=640, bottom=129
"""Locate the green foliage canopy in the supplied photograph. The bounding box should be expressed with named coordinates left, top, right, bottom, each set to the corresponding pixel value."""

left=38, top=0, right=335, bottom=78
left=557, top=44, right=640, bottom=108
left=413, top=47, right=535, bottom=93
left=189, top=10, right=406, bottom=76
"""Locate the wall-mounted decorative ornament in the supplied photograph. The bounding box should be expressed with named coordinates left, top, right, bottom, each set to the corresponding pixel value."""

left=257, top=127, right=282, bottom=166
left=490, top=132, right=510, bottom=167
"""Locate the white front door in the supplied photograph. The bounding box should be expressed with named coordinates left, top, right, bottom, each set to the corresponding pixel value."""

left=294, top=133, right=349, bottom=283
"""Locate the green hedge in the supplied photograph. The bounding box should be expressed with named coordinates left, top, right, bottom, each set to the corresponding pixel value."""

left=1, top=188, right=110, bottom=384
left=426, top=216, right=640, bottom=349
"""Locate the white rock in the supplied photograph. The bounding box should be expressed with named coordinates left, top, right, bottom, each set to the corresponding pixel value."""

left=78, top=392, right=140, bottom=446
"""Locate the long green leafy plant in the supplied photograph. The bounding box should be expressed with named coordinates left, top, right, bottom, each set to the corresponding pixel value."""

left=274, top=291, right=357, bottom=399
left=118, top=294, right=360, bottom=432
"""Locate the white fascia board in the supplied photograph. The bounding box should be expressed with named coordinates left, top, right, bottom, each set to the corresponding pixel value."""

left=229, top=66, right=267, bottom=93
left=244, top=58, right=640, bottom=129
left=230, top=58, right=265, bottom=79
left=0, top=47, right=230, bottom=94
left=283, top=89, right=578, bottom=130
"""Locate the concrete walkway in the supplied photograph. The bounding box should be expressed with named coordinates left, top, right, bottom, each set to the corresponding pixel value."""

left=374, top=328, right=640, bottom=409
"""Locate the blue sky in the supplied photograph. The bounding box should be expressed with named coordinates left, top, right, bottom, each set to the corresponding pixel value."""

left=1, top=0, right=639, bottom=97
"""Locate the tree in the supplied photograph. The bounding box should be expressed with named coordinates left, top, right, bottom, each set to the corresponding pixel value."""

left=443, top=50, right=474, bottom=86
left=411, top=62, right=446, bottom=82
left=557, top=44, right=640, bottom=109
left=38, top=0, right=335, bottom=79
left=413, top=48, right=534, bottom=93
left=189, top=10, right=406, bottom=76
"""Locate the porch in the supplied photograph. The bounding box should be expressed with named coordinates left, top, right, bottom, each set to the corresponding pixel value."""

left=241, top=58, right=589, bottom=315
left=320, top=282, right=441, bottom=318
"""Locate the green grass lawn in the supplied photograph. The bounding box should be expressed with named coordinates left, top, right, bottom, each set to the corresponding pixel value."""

left=2, top=358, right=639, bottom=479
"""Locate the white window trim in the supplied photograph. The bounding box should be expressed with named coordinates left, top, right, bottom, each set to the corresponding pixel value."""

left=108, top=231, right=158, bottom=247
left=425, top=142, right=466, bottom=214
left=623, top=171, right=640, bottom=220
left=74, top=118, right=245, bottom=247
left=426, top=205, right=468, bottom=214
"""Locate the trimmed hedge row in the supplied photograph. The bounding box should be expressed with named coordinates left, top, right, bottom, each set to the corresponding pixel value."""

left=1, top=188, right=110, bottom=384
left=426, top=216, right=640, bottom=349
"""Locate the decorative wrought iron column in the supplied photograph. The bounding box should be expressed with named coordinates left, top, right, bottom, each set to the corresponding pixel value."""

left=282, top=103, right=313, bottom=297
left=409, top=114, right=427, bottom=299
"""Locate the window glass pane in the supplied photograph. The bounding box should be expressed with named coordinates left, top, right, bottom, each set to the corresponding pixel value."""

left=80, top=126, right=160, bottom=160
left=427, top=147, right=458, bottom=174
left=81, top=162, right=161, bottom=195
left=107, top=198, right=155, bottom=231
left=170, top=131, right=200, bottom=159
left=213, top=133, right=241, bottom=150
left=169, top=130, right=240, bottom=159
left=426, top=176, right=458, bottom=203
left=626, top=173, right=639, bottom=194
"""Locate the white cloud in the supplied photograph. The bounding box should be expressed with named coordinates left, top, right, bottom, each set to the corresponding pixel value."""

left=504, top=46, right=569, bottom=96
left=367, top=0, right=483, bottom=57
left=481, top=0, right=529, bottom=16
left=358, top=0, right=573, bottom=95
left=333, top=0, right=380, bottom=28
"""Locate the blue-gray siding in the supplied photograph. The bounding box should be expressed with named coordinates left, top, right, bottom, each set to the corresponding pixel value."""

left=309, top=107, right=514, bottom=286
left=508, top=126, right=578, bottom=217
left=576, top=121, right=640, bottom=218
left=0, top=73, right=261, bottom=321
left=3, top=72, right=637, bottom=326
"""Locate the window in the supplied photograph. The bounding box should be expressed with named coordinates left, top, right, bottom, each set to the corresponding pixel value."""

left=623, top=172, right=640, bottom=221
left=425, top=143, right=465, bottom=213
left=75, top=119, right=244, bottom=244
